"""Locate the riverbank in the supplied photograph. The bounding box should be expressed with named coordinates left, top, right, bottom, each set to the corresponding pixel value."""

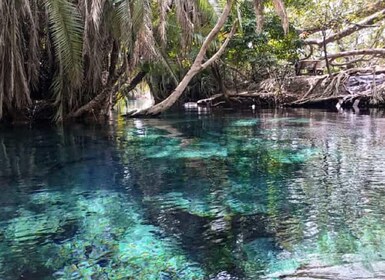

left=196, top=68, right=385, bottom=111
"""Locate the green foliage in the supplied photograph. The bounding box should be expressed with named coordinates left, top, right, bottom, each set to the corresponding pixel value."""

left=223, top=1, right=301, bottom=81
left=44, top=0, right=84, bottom=120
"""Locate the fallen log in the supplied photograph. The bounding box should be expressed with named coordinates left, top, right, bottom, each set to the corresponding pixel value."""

left=196, top=91, right=297, bottom=108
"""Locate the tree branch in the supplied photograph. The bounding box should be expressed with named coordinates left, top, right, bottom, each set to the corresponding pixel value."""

left=305, top=9, right=385, bottom=46
left=194, top=0, right=234, bottom=65
left=330, top=55, right=376, bottom=67
left=300, top=1, right=385, bottom=36
left=201, top=20, right=238, bottom=70
left=319, top=48, right=385, bottom=61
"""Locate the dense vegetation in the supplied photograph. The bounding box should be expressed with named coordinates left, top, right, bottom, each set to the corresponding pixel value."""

left=0, top=0, right=385, bottom=123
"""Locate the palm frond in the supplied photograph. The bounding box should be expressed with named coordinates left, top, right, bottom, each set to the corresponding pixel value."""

left=21, top=0, right=40, bottom=89
left=91, top=0, right=105, bottom=30
left=132, top=0, right=158, bottom=65
left=0, top=0, right=31, bottom=119
left=45, top=0, right=84, bottom=120
left=114, top=0, right=134, bottom=47
left=206, top=0, right=221, bottom=16
left=45, top=0, right=83, bottom=85
left=81, top=0, right=106, bottom=95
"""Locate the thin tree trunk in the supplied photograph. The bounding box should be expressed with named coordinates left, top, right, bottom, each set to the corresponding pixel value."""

left=322, top=30, right=331, bottom=76
left=211, top=62, right=228, bottom=98
left=67, top=70, right=146, bottom=119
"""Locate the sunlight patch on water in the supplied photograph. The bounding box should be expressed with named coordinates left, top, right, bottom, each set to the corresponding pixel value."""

left=231, top=119, right=260, bottom=127
left=266, top=117, right=311, bottom=124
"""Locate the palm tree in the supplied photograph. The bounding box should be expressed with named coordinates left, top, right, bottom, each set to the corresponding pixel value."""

left=0, top=0, right=38, bottom=121
left=68, top=0, right=220, bottom=118
left=0, top=0, right=290, bottom=122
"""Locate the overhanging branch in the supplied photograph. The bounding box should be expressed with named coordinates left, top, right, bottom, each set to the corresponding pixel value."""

left=319, top=48, right=385, bottom=61
left=305, top=9, right=385, bottom=46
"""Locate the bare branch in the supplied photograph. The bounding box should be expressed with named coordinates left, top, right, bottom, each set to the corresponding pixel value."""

left=305, top=9, right=385, bottom=46
left=301, top=1, right=385, bottom=36
left=319, top=48, right=385, bottom=61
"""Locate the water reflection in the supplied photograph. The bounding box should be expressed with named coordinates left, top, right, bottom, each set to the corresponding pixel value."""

left=1, top=109, right=385, bottom=279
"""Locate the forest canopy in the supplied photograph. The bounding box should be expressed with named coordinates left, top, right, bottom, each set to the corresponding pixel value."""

left=0, top=0, right=384, bottom=123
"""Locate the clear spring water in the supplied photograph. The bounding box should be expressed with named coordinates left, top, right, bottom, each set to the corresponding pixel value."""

left=1, top=109, right=385, bottom=279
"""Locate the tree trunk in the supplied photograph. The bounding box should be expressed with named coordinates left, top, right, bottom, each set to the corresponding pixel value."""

left=322, top=30, right=331, bottom=76
left=129, top=0, right=237, bottom=117
left=67, top=70, right=146, bottom=119
left=211, top=62, right=228, bottom=97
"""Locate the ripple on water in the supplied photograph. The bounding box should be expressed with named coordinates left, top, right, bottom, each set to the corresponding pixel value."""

left=1, top=110, right=385, bottom=279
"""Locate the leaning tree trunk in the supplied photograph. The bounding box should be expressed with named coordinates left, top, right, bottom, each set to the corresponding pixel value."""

left=129, top=0, right=237, bottom=117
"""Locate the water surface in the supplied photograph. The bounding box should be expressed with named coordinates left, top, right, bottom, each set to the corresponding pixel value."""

left=1, top=109, right=385, bottom=279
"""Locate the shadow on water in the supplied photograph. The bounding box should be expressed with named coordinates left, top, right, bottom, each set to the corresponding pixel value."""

left=1, top=109, right=385, bottom=279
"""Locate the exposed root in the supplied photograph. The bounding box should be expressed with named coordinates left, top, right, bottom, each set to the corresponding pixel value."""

left=300, top=75, right=327, bottom=100
left=287, top=67, right=385, bottom=108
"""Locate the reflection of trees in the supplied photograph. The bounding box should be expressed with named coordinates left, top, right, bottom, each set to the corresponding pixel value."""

left=0, top=124, right=126, bottom=278
left=267, top=111, right=385, bottom=269
left=117, top=114, right=315, bottom=276
left=0, top=125, right=117, bottom=217
left=1, top=123, right=209, bottom=279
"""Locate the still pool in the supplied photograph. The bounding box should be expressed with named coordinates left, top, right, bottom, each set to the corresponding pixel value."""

left=1, top=109, right=385, bottom=279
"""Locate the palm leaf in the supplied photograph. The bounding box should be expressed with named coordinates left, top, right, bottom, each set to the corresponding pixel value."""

left=45, top=0, right=84, bottom=120
left=114, top=0, right=134, bottom=47
left=45, top=0, right=83, bottom=85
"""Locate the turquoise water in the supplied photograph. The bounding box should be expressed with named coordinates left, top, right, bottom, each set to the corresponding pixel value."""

left=1, top=109, right=385, bottom=279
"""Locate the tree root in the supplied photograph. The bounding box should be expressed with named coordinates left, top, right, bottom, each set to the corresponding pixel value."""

left=287, top=67, right=385, bottom=108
